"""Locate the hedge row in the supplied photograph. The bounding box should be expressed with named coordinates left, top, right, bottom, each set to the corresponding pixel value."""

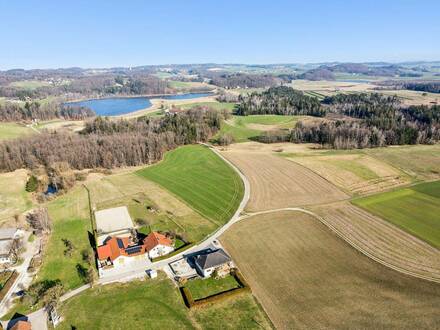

left=0, top=271, right=18, bottom=301
left=181, top=271, right=251, bottom=308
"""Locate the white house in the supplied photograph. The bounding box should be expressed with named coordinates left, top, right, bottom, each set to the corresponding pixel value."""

left=194, top=249, right=232, bottom=278
left=0, top=228, right=22, bottom=264
left=144, top=232, right=174, bottom=259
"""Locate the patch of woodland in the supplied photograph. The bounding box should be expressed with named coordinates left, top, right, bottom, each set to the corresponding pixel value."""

left=0, top=107, right=223, bottom=172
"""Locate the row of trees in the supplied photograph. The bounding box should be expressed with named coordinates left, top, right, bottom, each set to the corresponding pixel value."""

left=207, top=73, right=282, bottom=89
left=236, top=86, right=326, bottom=117
left=376, top=81, right=440, bottom=94
left=0, top=108, right=223, bottom=172
left=0, top=101, right=94, bottom=122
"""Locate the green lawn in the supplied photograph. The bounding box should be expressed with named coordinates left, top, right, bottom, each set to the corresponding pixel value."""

left=217, top=121, right=262, bottom=142
left=185, top=275, right=241, bottom=300
left=353, top=181, right=440, bottom=248
left=58, top=276, right=271, bottom=329
left=136, top=145, right=244, bottom=225
left=0, top=122, right=35, bottom=141
left=235, top=114, right=297, bottom=126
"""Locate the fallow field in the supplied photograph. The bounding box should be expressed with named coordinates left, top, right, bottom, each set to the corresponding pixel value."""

left=221, top=210, right=440, bottom=329
left=283, top=151, right=411, bottom=195
left=137, top=145, right=244, bottom=225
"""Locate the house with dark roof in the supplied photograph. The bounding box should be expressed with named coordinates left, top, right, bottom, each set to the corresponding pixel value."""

left=194, top=248, right=232, bottom=278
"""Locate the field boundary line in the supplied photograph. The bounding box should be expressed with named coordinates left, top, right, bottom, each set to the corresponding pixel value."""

left=239, top=208, right=440, bottom=284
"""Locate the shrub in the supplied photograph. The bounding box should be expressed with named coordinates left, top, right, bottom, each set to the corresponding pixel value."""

left=25, top=175, right=38, bottom=192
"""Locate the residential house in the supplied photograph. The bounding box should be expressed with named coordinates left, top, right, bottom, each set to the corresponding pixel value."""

left=0, top=228, right=21, bottom=264
left=194, top=248, right=232, bottom=278
left=144, top=232, right=174, bottom=259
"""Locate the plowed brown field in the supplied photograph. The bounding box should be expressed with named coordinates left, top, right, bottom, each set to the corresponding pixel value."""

left=310, top=202, right=440, bottom=282
left=220, top=147, right=348, bottom=211
left=221, top=210, right=440, bottom=330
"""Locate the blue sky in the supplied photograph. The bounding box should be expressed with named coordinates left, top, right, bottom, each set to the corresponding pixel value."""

left=0, top=0, right=439, bottom=69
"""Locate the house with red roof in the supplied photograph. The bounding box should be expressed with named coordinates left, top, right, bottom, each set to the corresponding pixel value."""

left=143, top=231, right=174, bottom=259
left=96, top=231, right=174, bottom=272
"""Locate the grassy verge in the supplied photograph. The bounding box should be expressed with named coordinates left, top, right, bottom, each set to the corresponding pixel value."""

left=353, top=180, right=440, bottom=248
left=136, top=145, right=244, bottom=225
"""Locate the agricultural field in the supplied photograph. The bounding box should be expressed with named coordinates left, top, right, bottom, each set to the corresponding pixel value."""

left=179, top=101, right=236, bottom=112
left=283, top=151, right=411, bottom=195
left=86, top=171, right=216, bottom=243
left=310, top=202, right=440, bottom=281
left=0, top=169, right=33, bottom=225
left=167, top=80, right=215, bottom=91
left=353, top=181, right=440, bottom=249
left=220, top=143, right=348, bottom=211
left=137, top=145, right=244, bottom=225
left=364, top=144, right=440, bottom=180
left=290, top=79, right=440, bottom=105
left=58, top=276, right=271, bottom=329
left=0, top=122, right=35, bottom=141
left=8, top=80, right=52, bottom=90
left=221, top=211, right=440, bottom=329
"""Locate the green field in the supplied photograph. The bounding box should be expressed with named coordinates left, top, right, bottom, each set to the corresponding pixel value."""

left=180, top=101, right=236, bottom=112
left=39, top=186, right=92, bottom=290
left=353, top=181, right=440, bottom=248
left=216, top=115, right=299, bottom=143
left=185, top=275, right=241, bottom=300
left=0, top=122, right=35, bottom=141
left=137, top=145, right=244, bottom=225
left=58, top=276, right=271, bottom=329
left=9, top=80, right=52, bottom=90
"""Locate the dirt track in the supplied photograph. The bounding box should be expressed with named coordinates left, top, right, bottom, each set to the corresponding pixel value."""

left=220, top=149, right=348, bottom=211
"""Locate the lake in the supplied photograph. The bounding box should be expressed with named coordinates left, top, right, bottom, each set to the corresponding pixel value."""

left=65, top=92, right=212, bottom=116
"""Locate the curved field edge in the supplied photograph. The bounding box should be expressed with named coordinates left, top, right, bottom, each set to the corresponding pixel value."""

left=221, top=210, right=440, bottom=329
left=136, top=144, right=244, bottom=225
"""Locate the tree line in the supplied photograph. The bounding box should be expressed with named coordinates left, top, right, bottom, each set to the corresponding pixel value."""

left=0, top=101, right=94, bottom=122
left=376, top=81, right=440, bottom=94
left=0, top=107, right=222, bottom=172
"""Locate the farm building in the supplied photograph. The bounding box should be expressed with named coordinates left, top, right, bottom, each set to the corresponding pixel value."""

left=194, top=248, right=232, bottom=278
left=95, top=206, right=135, bottom=245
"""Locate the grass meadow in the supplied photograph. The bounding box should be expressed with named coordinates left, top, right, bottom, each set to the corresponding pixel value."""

left=137, top=145, right=244, bottom=225
left=0, top=122, right=35, bottom=141
left=58, top=276, right=271, bottom=329
left=353, top=180, right=440, bottom=248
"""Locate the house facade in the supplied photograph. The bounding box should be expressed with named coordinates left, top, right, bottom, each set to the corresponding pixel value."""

left=194, top=248, right=233, bottom=278
left=143, top=232, right=174, bottom=259
left=0, top=228, right=21, bottom=264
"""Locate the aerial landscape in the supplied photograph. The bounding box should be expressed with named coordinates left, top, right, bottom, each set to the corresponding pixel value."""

left=0, top=1, right=439, bottom=329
